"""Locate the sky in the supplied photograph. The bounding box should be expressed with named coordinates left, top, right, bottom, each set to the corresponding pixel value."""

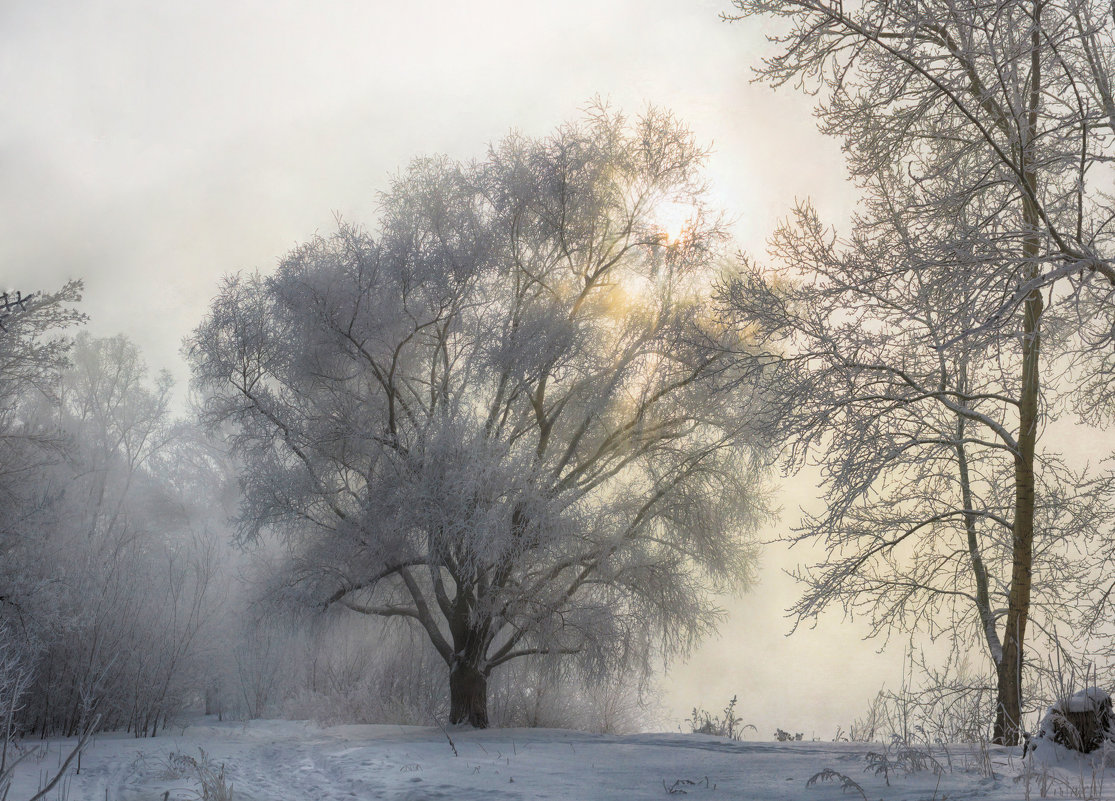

left=1, top=0, right=900, bottom=734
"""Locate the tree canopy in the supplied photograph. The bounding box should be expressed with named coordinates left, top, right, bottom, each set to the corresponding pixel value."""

left=189, top=105, right=772, bottom=726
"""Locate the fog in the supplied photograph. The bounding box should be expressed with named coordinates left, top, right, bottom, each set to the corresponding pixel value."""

left=2, top=0, right=902, bottom=735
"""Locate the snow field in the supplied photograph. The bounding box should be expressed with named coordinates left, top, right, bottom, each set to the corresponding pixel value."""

left=13, top=716, right=1106, bottom=801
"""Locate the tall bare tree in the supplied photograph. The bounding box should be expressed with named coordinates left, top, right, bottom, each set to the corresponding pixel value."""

left=720, top=193, right=1113, bottom=744
left=189, top=106, right=771, bottom=726
left=723, top=0, right=1115, bottom=744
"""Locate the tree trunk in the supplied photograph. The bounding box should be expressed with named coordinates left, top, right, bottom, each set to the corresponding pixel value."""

left=993, top=279, right=1041, bottom=746
left=993, top=11, right=1044, bottom=744
left=992, top=1, right=1045, bottom=746
left=205, top=685, right=221, bottom=718
left=449, top=660, right=489, bottom=728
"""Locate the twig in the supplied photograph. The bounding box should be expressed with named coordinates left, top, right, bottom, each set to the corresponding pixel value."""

left=431, top=713, right=458, bottom=758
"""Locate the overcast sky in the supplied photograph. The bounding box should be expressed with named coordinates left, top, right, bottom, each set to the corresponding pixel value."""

left=1, top=0, right=907, bottom=734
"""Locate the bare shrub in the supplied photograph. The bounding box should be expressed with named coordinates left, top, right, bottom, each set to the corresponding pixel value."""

left=162, top=749, right=235, bottom=801
left=281, top=630, right=449, bottom=727
left=865, top=734, right=945, bottom=786
left=209, top=606, right=649, bottom=733
left=806, top=769, right=867, bottom=800
left=686, top=695, right=754, bottom=740
left=845, top=650, right=997, bottom=746
left=488, top=660, right=652, bottom=734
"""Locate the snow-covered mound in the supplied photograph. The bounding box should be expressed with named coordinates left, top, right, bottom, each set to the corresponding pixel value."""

left=1020, top=687, right=1115, bottom=797
left=1029, top=687, right=1114, bottom=756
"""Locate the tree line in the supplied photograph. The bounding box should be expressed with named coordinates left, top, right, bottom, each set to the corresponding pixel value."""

left=0, top=286, right=230, bottom=741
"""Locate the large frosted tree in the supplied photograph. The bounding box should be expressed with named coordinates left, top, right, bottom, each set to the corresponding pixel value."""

left=189, top=106, right=770, bottom=727
left=722, top=0, right=1115, bottom=744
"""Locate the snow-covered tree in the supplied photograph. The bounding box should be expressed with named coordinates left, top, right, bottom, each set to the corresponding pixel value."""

left=720, top=199, right=1115, bottom=746
left=0, top=282, right=84, bottom=607
left=189, top=105, right=771, bottom=726
left=3, top=334, right=226, bottom=737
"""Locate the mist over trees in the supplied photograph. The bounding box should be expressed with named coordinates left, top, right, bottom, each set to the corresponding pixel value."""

left=0, top=290, right=235, bottom=752
left=720, top=0, right=1115, bottom=745
left=188, top=105, right=772, bottom=727
left=5, top=0, right=1115, bottom=757
left=0, top=106, right=770, bottom=751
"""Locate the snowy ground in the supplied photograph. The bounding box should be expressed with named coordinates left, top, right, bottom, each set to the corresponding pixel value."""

left=7, top=716, right=1115, bottom=800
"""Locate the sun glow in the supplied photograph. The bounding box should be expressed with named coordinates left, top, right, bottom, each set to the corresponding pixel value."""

left=653, top=200, right=694, bottom=245
left=599, top=271, right=655, bottom=318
